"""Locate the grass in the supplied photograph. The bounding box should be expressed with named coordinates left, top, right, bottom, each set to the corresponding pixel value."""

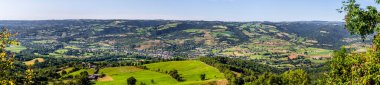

left=64, top=67, right=74, bottom=72
left=310, top=59, right=328, bottom=63
left=144, top=60, right=225, bottom=84
left=64, top=69, right=96, bottom=78
left=31, top=40, right=56, bottom=44
left=65, top=46, right=80, bottom=50
left=297, top=47, right=333, bottom=56
left=95, top=60, right=225, bottom=85
left=158, top=23, right=179, bottom=30
left=183, top=29, right=204, bottom=33
left=6, top=45, right=27, bottom=53
left=211, top=31, right=234, bottom=37
left=69, top=41, right=85, bottom=44
left=46, top=48, right=69, bottom=57
left=48, top=53, right=63, bottom=57
left=55, top=49, right=69, bottom=54
left=24, top=58, right=45, bottom=66
left=96, top=66, right=177, bottom=85
left=250, top=55, right=268, bottom=59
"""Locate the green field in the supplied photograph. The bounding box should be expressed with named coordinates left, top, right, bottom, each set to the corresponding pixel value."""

left=144, top=60, right=225, bottom=84
left=183, top=29, right=204, bottom=33
left=63, top=67, right=74, bottom=73
left=6, top=45, right=27, bottom=53
left=64, top=69, right=96, bottom=78
left=31, top=40, right=56, bottom=44
left=297, top=47, right=333, bottom=56
left=250, top=55, right=268, bottom=59
left=95, top=60, right=226, bottom=85
left=96, top=66, right=177, bottom=85
left=64, top=46, right=81, bottom=50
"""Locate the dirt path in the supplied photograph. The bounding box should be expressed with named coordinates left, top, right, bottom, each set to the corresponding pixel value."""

left=97, top=76, right=114, bottom=82
left=215, top=79, right=228, bottom=85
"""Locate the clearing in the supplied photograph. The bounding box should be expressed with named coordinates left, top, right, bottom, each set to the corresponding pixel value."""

left=24, top=58, right=45, bottom=66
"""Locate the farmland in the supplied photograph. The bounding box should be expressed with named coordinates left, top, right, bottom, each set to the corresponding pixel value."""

left=0, top=20, right=370, bottom=85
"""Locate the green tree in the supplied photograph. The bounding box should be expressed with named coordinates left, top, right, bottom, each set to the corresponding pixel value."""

left=24, top=65, right=34, bottom=85
left=168, top=69, right=184, bottom=81
left=0, top=28, right=20, bottom=85
left=77, top=71, right=91, bottom=85
left=150, top=79, right=154, bottom=84
left=251, top=72, right=281, bottom=85
left=250, top=69, right=310, bottom=85
left=200, top=73, right=206, bottom=80
left=61, top=70, right=67, bottom=75
left=127, top=76, right=137, bottom=85
left=339, top=0, right=380, bottom=39
left=327, top=0, right=380, bottom=84
left=280, top=69, right=309, bottom=85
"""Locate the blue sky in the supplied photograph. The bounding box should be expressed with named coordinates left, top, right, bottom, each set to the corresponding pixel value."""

left=0, top=0, right=378, bottom=21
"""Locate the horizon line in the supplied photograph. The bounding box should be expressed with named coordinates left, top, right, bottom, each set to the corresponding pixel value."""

left=0, top=18, right=345, bottom=23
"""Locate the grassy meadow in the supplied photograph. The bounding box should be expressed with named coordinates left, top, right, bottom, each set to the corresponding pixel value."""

left=94, top=60, right=225, bottom=85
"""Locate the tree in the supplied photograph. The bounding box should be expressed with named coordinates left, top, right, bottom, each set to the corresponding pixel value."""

left=327, top=0, right=380, bottom=84
left=24, top=65, right=34, bottom=85
left=61, top=70, right=67, bottom=75
left=34, top=59, right=39, bottom=64
left=77, top=71, right=91, bottom=85
left=251, top=72, right=281, bottom=85
left=280, top=69, right=309, bottom=85
left=100, top=73, right=106, bottom=78
left=168, top=69, right=184, bottom=81
left=150, top=79, right=154, bottom=84
left=250, top=69, right=310, bottom=85
left=0, top=28, right=20, bottom=85
left=200, top=73, right=206, bottom=80
left=339, top=0, right=380, bottom=39
left=140, top=82, right=146, bottom=85
left=127, top=76, right=137, bottom=85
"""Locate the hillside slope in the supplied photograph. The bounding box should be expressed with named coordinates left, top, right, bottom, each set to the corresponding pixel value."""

left=0, top=20, right=359, bottom=58
left=95, top=60, right=226, bottom=85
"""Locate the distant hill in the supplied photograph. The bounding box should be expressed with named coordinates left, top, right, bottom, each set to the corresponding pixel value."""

left=265, top=21, right=351, bottom=49
left=0, top=20, right=363, bottom=59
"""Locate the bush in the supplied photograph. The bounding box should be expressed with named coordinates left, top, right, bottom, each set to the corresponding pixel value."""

left=127, top=76, right=137, bottom=85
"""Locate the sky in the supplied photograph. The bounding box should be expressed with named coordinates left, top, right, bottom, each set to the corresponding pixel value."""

left=0, top=0, right=378, bottom=21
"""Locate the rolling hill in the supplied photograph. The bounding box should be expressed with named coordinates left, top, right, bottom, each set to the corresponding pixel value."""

left=1, top=20, right=368, bottom=69
left=93, top=60, right=225, bottom=85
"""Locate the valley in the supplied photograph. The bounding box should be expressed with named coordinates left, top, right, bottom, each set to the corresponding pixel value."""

left=0, top=20, right=371, bottom=85
left=2, top=0, right=380, bottom=84
left=1, top=20, right=368, bottom=67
